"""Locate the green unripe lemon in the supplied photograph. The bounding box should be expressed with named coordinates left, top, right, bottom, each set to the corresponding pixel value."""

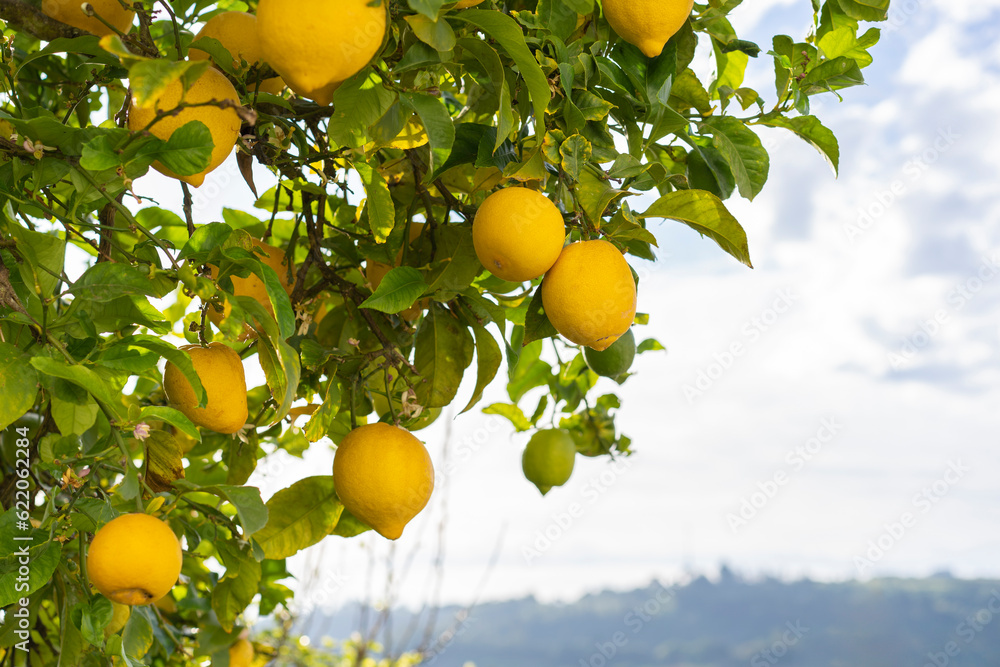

left=583, top=328, right=636, bottom=378
left=522, top=429, right=577, bottom=495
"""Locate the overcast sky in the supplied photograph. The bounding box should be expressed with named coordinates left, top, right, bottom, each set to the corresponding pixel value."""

left=130, top=0, right=1000, bottom=611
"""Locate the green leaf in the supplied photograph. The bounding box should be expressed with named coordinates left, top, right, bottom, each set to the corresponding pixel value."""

left=640, top=189, right=752, bottom=268
left=70, top=262, right=173, bottom=302
left=7, top=224, right=65, bottom=299
left=0, top=541, right=61, bottom=607
left=187, top=36, right=238, bottom=76
left=212, top=543, right=262, bottom=633
left=608, top=154, right=646, bottom=179
left=423, top=224, right=484, bottom=300
left=209, top=485, right=268, bottom=536
left=670, top=69, right=712, bottom=114
left=414, top=303, right=474, bottom=408
left=29, top=356, right=124, bottom=420
left=400, top=92, right=456, bottom=178
left=139, top=406, right=201, bottom=443
left=79, top=133, right=121, bottom=171
left=482, top=403, right=531, bottom=432
left=149, top=121, right=214, bottom=177
left=455, top=10, right=552, bottom=134
left=799, top=55, right=865, bottom=96
left=71, top=595, right=112, bottom=648
left=254, top=476, right=343, bottom=559
left=573, top=91, right=615, bottom=122
left=575, top=165, right=629, bottom=223
left=712, top=40, right=749, bottom=93
left=701, top=116, right=769, bottom=201
left=506, top=339, right=552, bottom=402
left=241, top=297, right=301, bottom=422
left=121, top=607, right=153, bottom=661
left=461, top=319, right=502, bottom=414
left=50, top=380, right=99, bottom=435
left=305, top=380, right=341, bottom=442
left=128, top=59, right=209, bottom=108
left=688, top=142, right=736, bottom=200
left=406, top=14, right=457, bottom=51
left=758, top=114, right=840, bottom=175
left=360, top=266, right=428, bottom=314
left=0, top=342, right=38, bottom=431
left=257, top=260, right=296, bottom=341
left=331, top=508, right=372, bottom=538
left=833, top=0, right=889, bottom=21
left=456, top=40, right=515, bottom=150
left=179, top=222, right=233, bottom=260
left=638, top=338, right=667, bottom=353
left=328, top=70, right=396, bottom=148
left=523, top=287, right=558, bottom=346
left=356, top=160, right=396, bottom=243
left=409, top=0, right=447, bottom=20
left=559, top=134, right=592, bottom=182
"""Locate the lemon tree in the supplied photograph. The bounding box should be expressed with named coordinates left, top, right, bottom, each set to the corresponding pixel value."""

left=0, top=0, right=887, bottom=663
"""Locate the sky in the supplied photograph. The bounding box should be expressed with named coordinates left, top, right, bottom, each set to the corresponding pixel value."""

left=127, top=0, right=1000, bottom=612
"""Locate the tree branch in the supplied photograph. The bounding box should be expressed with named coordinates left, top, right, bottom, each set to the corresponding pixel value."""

left=0, top=0, right=84, bottom=41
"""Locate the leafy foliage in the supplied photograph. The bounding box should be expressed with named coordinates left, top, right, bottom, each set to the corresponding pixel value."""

left=0, top=0, right=885, bottom=663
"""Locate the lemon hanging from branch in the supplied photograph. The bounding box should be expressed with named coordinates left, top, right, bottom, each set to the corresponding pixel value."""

left=257, top=0, right=388, bottom=106
left=602, top=0, right=694, bottom=58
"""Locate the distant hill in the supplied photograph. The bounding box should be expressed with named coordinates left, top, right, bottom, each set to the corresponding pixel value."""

left=297, top=572, right=1000, bottom=666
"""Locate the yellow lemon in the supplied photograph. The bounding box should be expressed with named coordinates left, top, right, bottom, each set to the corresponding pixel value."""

left=163, top=342, right=248, bottom=435
left=473, top=188, right=566, bottom=282
left=454, top=0, right=485, bottom=7
left=221, top=638, right=254, bottom=667
left=522, top=429, right=576, bottom=495
left=103, top=601, right=131, bottom=637
left=541, top=240, right=636, bottom=351
left=333, top=423, right=434, bottom=540
left=127, top=67, right=242, bottom=187
left=365, top=222, right=427, bottom=321
left=41, top=0, right=134, bottom=36
left=87, top=513, right=182, bottom=606
left=209, top=239, right=294, bottom=337
left=257, top=0, right=387, bottom=106
left=602, top=0, right=694, bottom=58
left=190, top=12, right=286, bottom=95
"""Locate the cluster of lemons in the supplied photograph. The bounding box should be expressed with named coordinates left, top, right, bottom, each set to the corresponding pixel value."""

left=473, top=187, right=639, bottom=494
left=41, top=0, right=692, bottom=188
left=63, top=0, right=695, bottom=651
